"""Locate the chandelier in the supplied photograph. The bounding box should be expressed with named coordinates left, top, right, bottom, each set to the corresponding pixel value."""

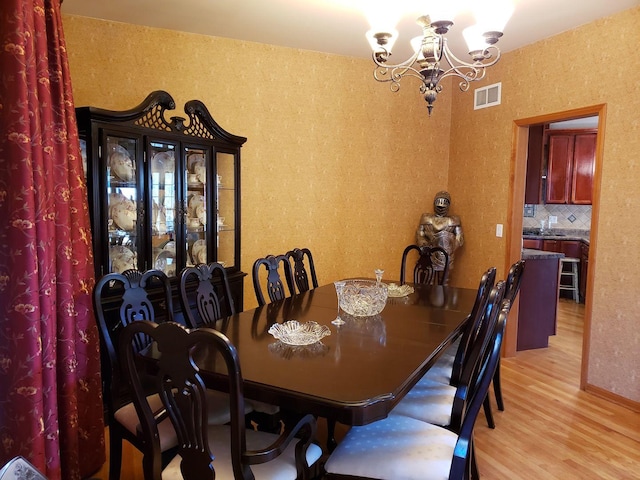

left=366, top=7, right=513, bottom=115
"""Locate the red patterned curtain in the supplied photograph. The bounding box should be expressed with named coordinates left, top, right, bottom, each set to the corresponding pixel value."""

left=0, top=0, right=105, bottom=479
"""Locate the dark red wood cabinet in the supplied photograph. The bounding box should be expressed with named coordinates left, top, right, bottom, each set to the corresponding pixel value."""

left=542, top=239, right=581, bottom=258
left=580, top=242, right=589, bottom=302
left=546, top=130, right=596, bottom=205
left=523, top=238, right=543, bottom=249
left=525, top=125, right=545, bottom=204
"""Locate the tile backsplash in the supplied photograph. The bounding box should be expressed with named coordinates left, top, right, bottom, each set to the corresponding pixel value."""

left=523, top=204, right=592, bottom=230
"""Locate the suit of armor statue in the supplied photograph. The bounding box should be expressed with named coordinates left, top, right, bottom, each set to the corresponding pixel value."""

left=416, top=191, right=464, bottom=280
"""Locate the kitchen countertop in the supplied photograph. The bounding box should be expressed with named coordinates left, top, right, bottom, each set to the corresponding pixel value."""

left=522, top=248, right=564, bottom=260
left=522, top=229, right=590, bottom=244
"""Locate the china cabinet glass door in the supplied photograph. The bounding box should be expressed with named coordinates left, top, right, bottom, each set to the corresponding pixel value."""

left=216, top=151, right=237, bottom=269
left=149, top=140, right=178, bottom=277
left=184, top=146, right=210, bottom=268
left=105, top=133, right=139, bottom=274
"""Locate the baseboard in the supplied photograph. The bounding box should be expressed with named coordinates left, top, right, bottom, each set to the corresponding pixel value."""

left=585, top=383, right=640, bottom=413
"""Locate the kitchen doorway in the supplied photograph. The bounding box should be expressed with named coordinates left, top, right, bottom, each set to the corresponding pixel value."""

left=505, top=104, right=605, bottom=390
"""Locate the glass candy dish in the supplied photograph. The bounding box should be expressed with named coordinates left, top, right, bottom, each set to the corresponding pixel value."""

left=268, top=320, right=331, bottom=346
left=386, top=283, right=415, bottom=298
left=339, top=279, right=388, bottom=316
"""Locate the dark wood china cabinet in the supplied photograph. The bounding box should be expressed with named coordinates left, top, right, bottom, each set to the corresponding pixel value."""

left=76, top=91, right=246, bottom=311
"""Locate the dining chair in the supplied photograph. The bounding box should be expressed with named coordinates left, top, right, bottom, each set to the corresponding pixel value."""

left=94, top=268, right=234, bottom=480
left=93, top=268, right=178, bottom=480
left=286, top=247, right=318, bottom=294
left=388, top=281, right=507, bottom=434
left=400, top=245, right=450, bottom=286
left=422, top=267, right=497, bottom=386
left=417, top=266, right=497, bottom=427
left=491, top=260, right=526, bottom=413
left=178, top=262, right=255, bottom=421
left=0, top=456, right=47, bottom=480
left=323, top=295, right=509, bottom=480
left=252, top=254, right=295, bottom=306
left=178, top=262, right=235, bottom=329
left=118, top=320, right=323, bottom=480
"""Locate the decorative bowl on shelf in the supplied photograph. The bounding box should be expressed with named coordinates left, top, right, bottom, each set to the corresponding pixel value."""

left=268, top=320, right=331, bottom=346
left=339, top=279, right=388, bottom=316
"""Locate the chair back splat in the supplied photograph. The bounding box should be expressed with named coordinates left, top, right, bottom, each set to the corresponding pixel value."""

left=400, top=245, right=450, bottom=286
left=179, top=262, right=235, bottom=329
left=286, top=247, right=318, bottom=294
left=252, top=254, right=295, bottom=306
left=119, top=320, right=322, bottom=480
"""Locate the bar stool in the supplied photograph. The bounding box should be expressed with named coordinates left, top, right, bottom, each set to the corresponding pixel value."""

left=559, top=257, right=580, bottom=303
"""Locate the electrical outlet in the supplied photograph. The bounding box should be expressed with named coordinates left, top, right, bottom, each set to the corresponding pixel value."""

left=496, top=224, right=503, bottom=237
left=549, top=216, right=558, bottom=225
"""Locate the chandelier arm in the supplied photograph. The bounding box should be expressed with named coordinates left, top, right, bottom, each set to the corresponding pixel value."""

left=437, top=64, right=486, bottom=86
left=441, top=43, right=502, bottom=70
left=373, top=64, right=429, bottom=84
left=372, top=49, right=421, bottom=71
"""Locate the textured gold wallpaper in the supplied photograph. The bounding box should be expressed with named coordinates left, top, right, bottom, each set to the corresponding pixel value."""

left=448, top=7, right=640, bottom=402
left=61, top=15, right=452, bottom=307
left=62, top=7, right=640, bottom=404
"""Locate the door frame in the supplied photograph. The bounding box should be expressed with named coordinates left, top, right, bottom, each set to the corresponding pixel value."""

left=505, top=104, right=606, bottom=389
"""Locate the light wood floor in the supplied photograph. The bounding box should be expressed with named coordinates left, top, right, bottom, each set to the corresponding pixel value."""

left=474, top=299, right=640, bottom=479
left=89, top=299, right=640, bottom=479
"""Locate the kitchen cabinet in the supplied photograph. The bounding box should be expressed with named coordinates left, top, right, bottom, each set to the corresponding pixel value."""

left=518, top=251, right=562, bottom=350
left=524, top=125, right=544, bottom=204
left=76, top=90, right=247, bottom=309
left=546, top=130, right=596, bottom=205
left=580, top=242, right=589, bottom=302
left=523, top=238, right=543, bottom=249
left=542, top=239, right=581, bottom=258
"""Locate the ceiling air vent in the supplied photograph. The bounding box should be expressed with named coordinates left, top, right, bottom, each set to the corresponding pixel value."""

left=474, top=82, right=501, bottom=110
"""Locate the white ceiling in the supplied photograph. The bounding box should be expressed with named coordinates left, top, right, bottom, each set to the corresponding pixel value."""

left=61, top=0, right=639, bottom=62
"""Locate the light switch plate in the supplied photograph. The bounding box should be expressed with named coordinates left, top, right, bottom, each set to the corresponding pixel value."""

left=549, top=215, right=558, bottom=224
left=496, top=224, right=503, bottom=237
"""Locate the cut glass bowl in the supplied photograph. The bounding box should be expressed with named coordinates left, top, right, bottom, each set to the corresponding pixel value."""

left=339, top=279, right=388, bottom=316
left=268, top=320, right=331, bottom=346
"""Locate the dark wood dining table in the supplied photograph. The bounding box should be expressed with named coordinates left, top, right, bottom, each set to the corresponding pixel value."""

left=194, top=281, right=477, bottom=427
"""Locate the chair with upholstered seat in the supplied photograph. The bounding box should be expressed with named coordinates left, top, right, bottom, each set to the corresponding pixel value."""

left=417, top=266, right=498, bottom=428
left=94, top=268, right=234, bottom=480
left=491, top=260, right=526, bottom=413
left=93, top=268, right=177, bottom=480
left=324, top=292, right=509, bottom=480
left=119, top=320, right=323, bottom=480
left=0, top=456, right=47, bottom=480
left=252, top=254, right=295, bottom=306
left=421, top=267, right=497, bottom=386
left=286, top=247, right=318, bottom=294
left=178, top=262, right=236, bottom=330
left=388, top=281, right=506, bottom=433
left=178, top=262, right=255, bottom=421
left=400, top=245, right=450, bottom=286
